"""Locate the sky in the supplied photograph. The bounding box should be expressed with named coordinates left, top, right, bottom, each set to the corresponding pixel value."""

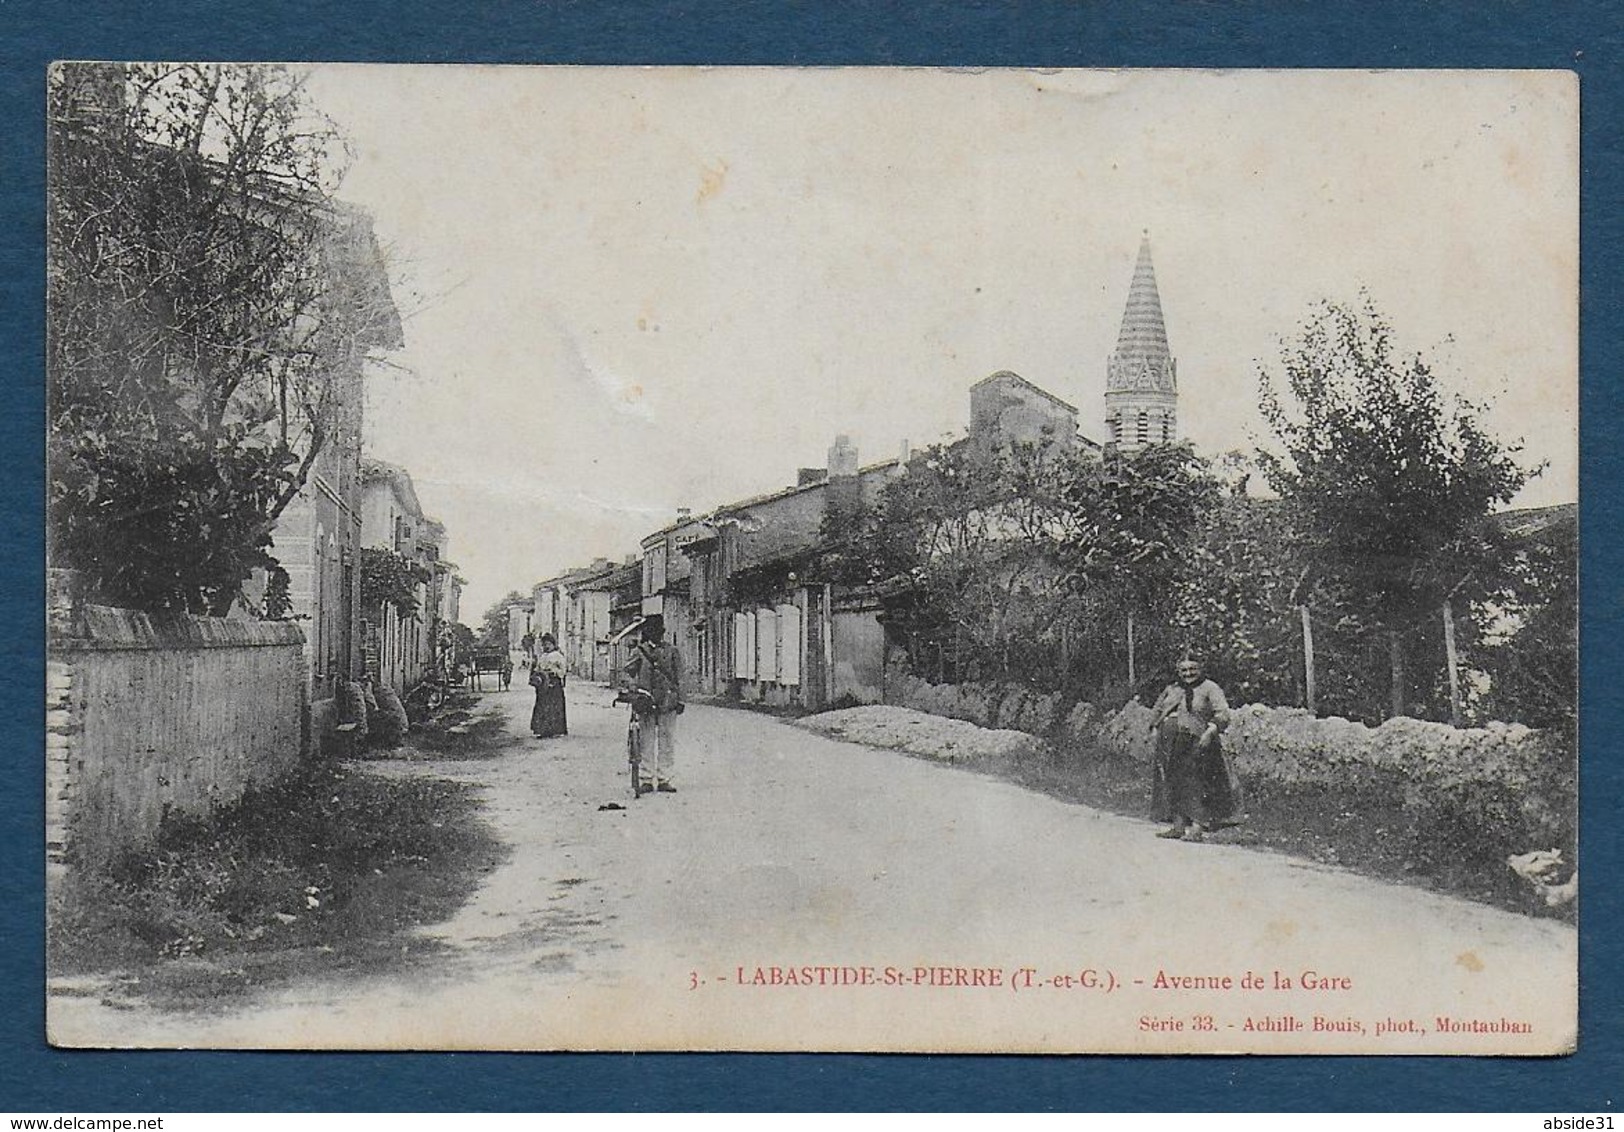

left=301, top=67, right=1579, bottom=623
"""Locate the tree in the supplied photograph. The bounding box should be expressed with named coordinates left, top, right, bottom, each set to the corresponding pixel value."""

left=47, top=63, right=397, bottom=615
left=862, top=439, right=1081, bottom=685
left=1047, top=441, right=1221, bottom=693
left=1475, top=510, right=1576, bottom=733
left=1169, top=489, right=1304, bottom=709
left=1257, top=298, right=1537, bottom=719
left=859, top=436, right=1219, bottom=693
left=476, top=591, right=529, bottom=652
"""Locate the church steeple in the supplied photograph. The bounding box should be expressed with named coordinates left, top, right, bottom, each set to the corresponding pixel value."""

left=1105, top=233, right=1178, bottom=450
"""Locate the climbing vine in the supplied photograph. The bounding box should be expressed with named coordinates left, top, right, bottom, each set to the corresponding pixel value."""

left=360, top=547, right=429, bottom=617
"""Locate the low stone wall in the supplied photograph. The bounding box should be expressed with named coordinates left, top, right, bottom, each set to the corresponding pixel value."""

left=885, top=674, right=1575, bottom=863
left=885, top=673, right=1083, bottom=740
left=48, top=604, right=308, bottom=869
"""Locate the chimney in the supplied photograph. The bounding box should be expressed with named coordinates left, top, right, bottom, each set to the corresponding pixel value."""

left=676, top=507, right=692, bottom=520
left=825, top=435, right=861, bottom=531
left=898, top=438, right=911, bottom=465
left=797, top=467, right=827, bottom=486
left=827, top=434, right=859, bottom=478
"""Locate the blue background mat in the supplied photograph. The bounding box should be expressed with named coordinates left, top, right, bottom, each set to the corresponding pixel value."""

left=2, top=0, right=1618, bottom=1111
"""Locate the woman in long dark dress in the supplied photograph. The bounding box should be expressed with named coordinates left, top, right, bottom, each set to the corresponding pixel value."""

left=1147, top=656, right=1237, bottom=842
left=530, top=633, right=568, bottom=738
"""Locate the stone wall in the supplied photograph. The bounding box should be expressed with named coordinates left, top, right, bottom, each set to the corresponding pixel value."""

left=48, top=603, right=308, bottom=870
left=883, top=674, right=1574, bottom=862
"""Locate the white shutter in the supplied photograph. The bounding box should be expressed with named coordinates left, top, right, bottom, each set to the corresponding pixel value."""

left=777, top=603, right=801, bottom=687
left=756, top=607, right=778, bottom=682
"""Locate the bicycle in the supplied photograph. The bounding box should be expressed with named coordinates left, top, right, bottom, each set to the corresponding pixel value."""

left=615, top=689, right=662, bottom=798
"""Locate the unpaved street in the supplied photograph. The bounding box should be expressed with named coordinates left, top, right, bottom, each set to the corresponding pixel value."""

left=50, top=684, right=1576, bottom=1053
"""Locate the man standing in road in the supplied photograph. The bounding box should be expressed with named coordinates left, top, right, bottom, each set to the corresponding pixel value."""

left=623, top=615, right=685, bottom=792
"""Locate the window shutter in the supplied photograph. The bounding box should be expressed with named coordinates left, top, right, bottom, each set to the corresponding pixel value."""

left=777, top=603, right=801, bottom=686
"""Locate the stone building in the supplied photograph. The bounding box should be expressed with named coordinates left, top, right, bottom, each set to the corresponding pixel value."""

left=532, top=559, right=620, bottom=682
left=681, top=436, right=908, bottom=708
left=969, top=370, right=1089, bottom=453
left=245, top=207, right=403, bottom=743
left=360, top=459, right=448, bottom=695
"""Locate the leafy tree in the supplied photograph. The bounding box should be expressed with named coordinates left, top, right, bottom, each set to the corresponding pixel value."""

left=1032, top=441, right=1218, bottom=697
left=861, top=437, right=1219, bottom=693
left=814, top=495, right=882, bottom=588
left=47, top=63, right=395, bottom=615
left=1257, top=298, right=1537, bottom=719
left=863, top=439, right=1080, bottom=684
left=1057, top=442, right=1218, bottom=613
left=1475, top=510, right=1576, bottom=732
left=476, top=591, right=529, bottom=651
left=1168, top=489, right=1303, bottom=708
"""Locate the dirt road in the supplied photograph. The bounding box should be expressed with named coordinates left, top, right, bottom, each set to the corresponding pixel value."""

left=49, top=684, right=1576, bottom=1053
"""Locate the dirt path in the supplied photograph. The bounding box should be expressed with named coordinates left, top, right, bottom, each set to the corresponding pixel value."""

left=49, top=683, right=1576, bottom=1054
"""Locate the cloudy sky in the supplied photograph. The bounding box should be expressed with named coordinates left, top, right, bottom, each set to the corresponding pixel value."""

left=303, top=67, right=1578, bottom=622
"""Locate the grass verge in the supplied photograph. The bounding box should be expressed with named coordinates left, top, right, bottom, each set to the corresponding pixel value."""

left=1000, top=745, right=1572, bottom=921
left=48, top=757, right=507, bottom=1009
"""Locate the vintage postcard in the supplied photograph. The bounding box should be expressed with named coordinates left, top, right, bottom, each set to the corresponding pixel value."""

left=44, top=65, right=1577, bottom=1053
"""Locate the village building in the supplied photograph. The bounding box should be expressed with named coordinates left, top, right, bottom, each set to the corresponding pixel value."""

left=533, top=235, right=1182, bottom=708
left=421, top=517, right=460, bottom=637
left=505, top=599, right=533, bottom=665
left=532, top=558, right=620, bottom=683
left=634, top=509, right=711, bottom=688
left=604, top=556, right=647, bottom=676
left=240, top=211, right=403, bottom=744
left=426, top=520, right=463, bottom=630
left=678, top=435, right=909, bottom=709
left=359, top=459, right=448, bottom=695
left=969, top=370, right=1100, bottom=455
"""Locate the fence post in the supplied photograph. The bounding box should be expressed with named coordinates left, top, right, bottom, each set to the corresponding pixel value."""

left=1442, top=599, right=1462, bottom=727
left=1299, top=604, right=1317, bottom=715
left=1388, top=630, right=1406, bottom=719
left=1126, top=611, right=1136, bottom=687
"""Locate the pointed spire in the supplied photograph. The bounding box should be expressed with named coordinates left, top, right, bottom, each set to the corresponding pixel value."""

left=1109, top=234, right=1173, bottom=388
left=1104, top=233, right=1178, bottom=450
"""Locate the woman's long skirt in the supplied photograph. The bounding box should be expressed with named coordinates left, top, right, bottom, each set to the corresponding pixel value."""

left=1152, top=730, right=1238, bottom=824
left=531, top=682, right=568, bottom=737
